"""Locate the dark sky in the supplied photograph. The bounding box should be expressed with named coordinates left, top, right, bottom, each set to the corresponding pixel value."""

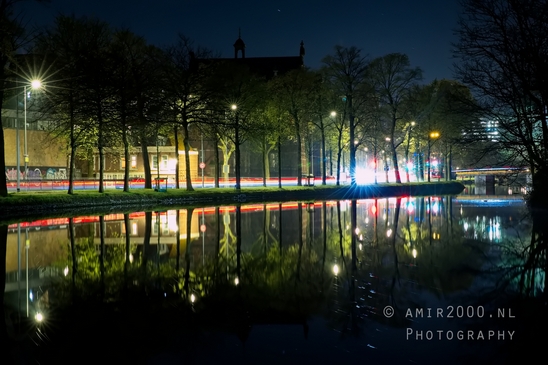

left=18, top=0, right=461, bottom=83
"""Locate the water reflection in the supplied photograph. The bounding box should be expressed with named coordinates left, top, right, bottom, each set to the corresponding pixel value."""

left=2, top=197, right=546, bottom=364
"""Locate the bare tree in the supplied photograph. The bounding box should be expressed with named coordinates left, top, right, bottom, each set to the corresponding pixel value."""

left=322, top=46, right=369, bottom=186
left=269, top=68, right=317, bottom=186
left=454, top=0, right=548, bottom=206
left=367, top=53, right=422, bottom=183
left=163, top=35, right=216, bottom=191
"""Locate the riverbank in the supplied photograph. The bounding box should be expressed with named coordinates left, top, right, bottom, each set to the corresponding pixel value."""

left=0, top=181, right=465, bottom=223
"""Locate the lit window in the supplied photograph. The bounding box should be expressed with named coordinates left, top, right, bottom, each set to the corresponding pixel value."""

left=152, top=156, right=158, bottom=170
left=131, top=155, right=137, bottom=168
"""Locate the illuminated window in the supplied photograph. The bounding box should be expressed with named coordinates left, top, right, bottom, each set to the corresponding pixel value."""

left=121, top=155, right=137, bottom=169
left=152, top=155, right=158, bottom=170
left=161, top=155, right=168, bottom=170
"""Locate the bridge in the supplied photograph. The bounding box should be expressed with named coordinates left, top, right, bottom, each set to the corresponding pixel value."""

left=453, top=167, right=530, bottom=195
left=453, top=167, right=529, bottom=177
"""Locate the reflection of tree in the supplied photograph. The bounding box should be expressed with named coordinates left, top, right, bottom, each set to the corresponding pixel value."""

left=12, top=198, right=545, bottom=363
left=455, top=205, right=547, bottom=363
left=250, top=204, right=279, bottom=256
left=218, top=210, right=237, bottom=283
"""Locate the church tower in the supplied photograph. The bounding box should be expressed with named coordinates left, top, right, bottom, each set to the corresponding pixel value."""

left=234, top=29, right=246, bottom=58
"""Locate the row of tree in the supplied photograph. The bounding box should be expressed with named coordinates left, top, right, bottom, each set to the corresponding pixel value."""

left=3, top=0, right=526, bottom=198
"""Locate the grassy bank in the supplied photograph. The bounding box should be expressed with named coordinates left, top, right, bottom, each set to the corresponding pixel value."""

left=0, top=181, right=465, bottom=223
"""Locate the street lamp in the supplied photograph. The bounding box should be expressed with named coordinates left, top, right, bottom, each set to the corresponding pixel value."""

left=384, top=137, right=390, bottom=182
left=329, top=111, right=336, bottom=176
left=231, top=104, right=240, bottom=190
left=16, top=79, right=42, bottom=192
left=427, top=131, right=440, bottom=182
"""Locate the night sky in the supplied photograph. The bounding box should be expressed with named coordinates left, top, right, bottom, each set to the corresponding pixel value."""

left=18, top=0, right=461, bottom=83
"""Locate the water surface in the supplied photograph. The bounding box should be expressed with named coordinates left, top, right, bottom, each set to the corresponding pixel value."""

left=3, top=196, right=545, bottom=364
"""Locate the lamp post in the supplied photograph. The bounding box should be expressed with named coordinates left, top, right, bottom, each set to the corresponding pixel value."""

left=427, top=131, right=440, bottom=182
left=329, top=111, right=336, bottom=177
left=231, top=104, right=240, bottom=190
left=384, top=137, right=390, bottom=182
left=16, top=79, right=42, bottom=192
left=406, top=121, right=415, bottom=182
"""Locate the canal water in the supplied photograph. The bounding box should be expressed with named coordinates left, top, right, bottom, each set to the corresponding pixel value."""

left=2, top=195, right=546, bottom=364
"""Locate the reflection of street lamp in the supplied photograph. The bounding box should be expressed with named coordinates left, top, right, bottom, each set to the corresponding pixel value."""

left=25, top=231, right=29, bottom=317
left=427, top=131, right=440, bottom=182
left=16, top=79, right=42, bottom=192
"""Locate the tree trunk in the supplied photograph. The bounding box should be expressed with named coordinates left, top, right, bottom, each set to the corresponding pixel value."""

left=349, top=96, right=356, bottom=186
left=0, top=65, right=7, bottom=197
left=141, top=135, right=152, bottom=189
left=296, top=128, right=302, bottom=186
left=262, top=138, right=267, bottom=187
left=98, top=109, right=105, bottom=193
left=278, top=135, right=282, bottom=188
left=321, top=127, right=326, bottom=185
left=214, top=135, right=220, bottom=188
left=235, top=113, right=241, bottom=190
left=182, top=121, right=194, bottom=191
left=123, top=128, right=130, bottom=192
left=174, top=125, right=180, bottom=189
left=0, top=124, right=7, bottom=197
left=68, top=117, right=76, bottom=195
left=391, top=145, right=401, bottom=183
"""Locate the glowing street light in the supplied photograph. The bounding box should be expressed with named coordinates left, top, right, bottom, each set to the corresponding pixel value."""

left=230, top=104, right=241, bottom=189
left=16, top=79, right=42, bottom=192
left=34, top=312, right=44, bottom=323
left=427, top=131, right=440, bottom=182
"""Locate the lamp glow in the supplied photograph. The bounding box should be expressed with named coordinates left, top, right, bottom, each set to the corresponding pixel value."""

left=34, top=312, right=43, bottom=322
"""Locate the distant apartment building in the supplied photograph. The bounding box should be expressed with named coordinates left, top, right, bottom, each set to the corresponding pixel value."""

left=2, top=106, right=68, bottom=181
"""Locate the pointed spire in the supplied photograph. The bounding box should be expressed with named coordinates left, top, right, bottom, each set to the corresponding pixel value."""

left=234, top=28, right=246, bottom=58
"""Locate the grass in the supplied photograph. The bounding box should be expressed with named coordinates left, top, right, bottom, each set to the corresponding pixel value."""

left=0, top=181, right=465, bottom=224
